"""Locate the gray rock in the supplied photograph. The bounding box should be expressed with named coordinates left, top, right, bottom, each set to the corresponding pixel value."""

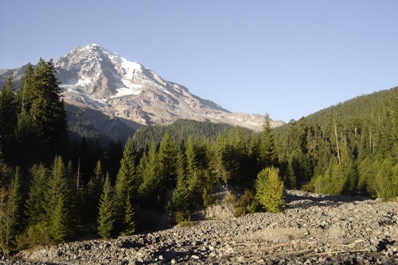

left=9, top=190, right=398, bottom=264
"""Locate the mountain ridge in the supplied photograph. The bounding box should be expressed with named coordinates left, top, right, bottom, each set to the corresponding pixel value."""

left=0, top=44, right=284, bottom=141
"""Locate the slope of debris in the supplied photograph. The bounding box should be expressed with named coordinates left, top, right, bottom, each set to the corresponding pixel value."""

left=8, top=190, right=398, bottom=264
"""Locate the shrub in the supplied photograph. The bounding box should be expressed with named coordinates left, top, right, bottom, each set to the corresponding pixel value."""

left=175, top=210, right=193, bottom=227
left=234, top=189, right=258, bottom=217
left=256, top=167, right=285, bottom=213
left=16, top=222, right=52, bottom=249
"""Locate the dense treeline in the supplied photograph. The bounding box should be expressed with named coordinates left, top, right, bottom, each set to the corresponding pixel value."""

left=132, top=119, right=248, bottom=151
left=0, top=60, right=397, bottom=254
left=274, top=86, right=398, bottom=199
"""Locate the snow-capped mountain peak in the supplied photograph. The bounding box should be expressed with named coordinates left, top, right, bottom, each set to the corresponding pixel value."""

left=0, top=44, right=284, bottom=141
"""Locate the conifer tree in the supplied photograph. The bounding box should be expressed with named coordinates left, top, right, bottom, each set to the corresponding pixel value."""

left=25, top=164, right=48, bottom=226
left=16, top=64, right=34, bottom=114
left=123, top=195, right=135, bottom=235
left=114, top=138, right=137, bottom=233
left=158, top=131, right=178, bottom=188
left=50, top=197, right=68, bottom=242
left=13, top=60, right=68, bottom=167
left=14, top=110, right=39, bottom=168
left=115, top=138, right=137, bottom=203
left=211, top=132, right=230, bottom=183
left=185, top=136, right=198, bottom=177
left=343, top=161, right=359, bottom=195
left=46, top=156, right=71, bottom=242
left=0, top=74, right=17, bottom=164
left=86, top=160, right=105, bottom=223
left=231, top=127, right=250, bottom=183
left=30, top=59, right=68, bottom=161
left=67, top=160, right=83, bottom=237
left=0, top=168, right=22, bottom=253
left=97, top=174, right=114, bottom=239
left=176, top=147, right=187, bottom=182
left=259, top=114, right=277, bottom=168
left=167, top=178, right=189, bottom=213
left=0, top=187, right=9, bottom=254
left=138, top=142, right=161, bottom=208
left=284, top=159, right=297, bottom=189
left=31, top=59, right=67, bottom=139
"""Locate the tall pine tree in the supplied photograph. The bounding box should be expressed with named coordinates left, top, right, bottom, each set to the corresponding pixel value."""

left=45, top=156, right=72, bottom=242
left=97, top=174, right=114, bottom=239
left=138, top=142, right=161, bottom=208
left=259, top=114, right=277, bottom=168
left=114, top=138, right=137, bottom=234
left=158, top=131, right=178, bottom=188
left=0, top=74, right=17, bottom=164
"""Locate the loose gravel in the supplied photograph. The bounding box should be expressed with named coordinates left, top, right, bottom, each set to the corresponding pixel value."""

left=4, top=190, right=398, bottom=264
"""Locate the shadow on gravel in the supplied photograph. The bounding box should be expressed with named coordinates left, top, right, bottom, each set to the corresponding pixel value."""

left=285, top=191, right=368, bottom=210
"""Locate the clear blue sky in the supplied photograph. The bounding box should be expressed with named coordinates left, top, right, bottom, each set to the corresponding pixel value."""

left=1, top=1, right=397, bottom=122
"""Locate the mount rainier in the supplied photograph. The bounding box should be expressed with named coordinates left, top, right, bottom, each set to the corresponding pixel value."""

left=0, top=44, right=284, bottom=142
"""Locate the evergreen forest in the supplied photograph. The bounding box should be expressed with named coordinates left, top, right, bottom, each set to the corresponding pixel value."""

left=0, top=59, right=397, bottom=253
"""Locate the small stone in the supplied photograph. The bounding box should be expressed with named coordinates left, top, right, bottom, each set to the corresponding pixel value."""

left=369, top=245, right=378, bottom=252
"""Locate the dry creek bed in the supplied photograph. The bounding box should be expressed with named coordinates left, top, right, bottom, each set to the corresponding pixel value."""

left=4, top=190, right=398, bottom=264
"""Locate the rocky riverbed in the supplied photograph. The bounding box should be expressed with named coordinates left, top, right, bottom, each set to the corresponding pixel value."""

left=5, top=190, right=398, bottom=264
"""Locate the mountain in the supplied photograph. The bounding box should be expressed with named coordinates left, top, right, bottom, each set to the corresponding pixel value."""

left=0, top=44, right=284, bottom=142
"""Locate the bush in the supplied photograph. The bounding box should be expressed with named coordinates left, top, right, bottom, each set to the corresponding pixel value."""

left=202, top=188, right=213, bottom=206
left=16, top=222, right=52, bottom=249
left=175, top=210, right=193, bottom=227
left=256, top=167, right=285, bottom=213
left=223, top=193, right=236, bottom=204
left=234, top=189, right=258, bottom=217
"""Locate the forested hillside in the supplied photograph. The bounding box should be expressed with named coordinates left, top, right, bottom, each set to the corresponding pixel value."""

left=132, top=119, right=253, bottom=151
left=0, top=62, right=397, bottom=254
left=274, top=86, right=398, bottom=198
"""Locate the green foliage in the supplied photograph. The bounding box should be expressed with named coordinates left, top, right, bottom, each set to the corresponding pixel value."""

left=111, top=138, right=139, bottom=235
left=97, top=175, right=114, bottom=239
left=158, top=131, right=178, bottom=188
left=16, top=222, right=52, bottom=249
left=85, top=160, right=105, bottom=224
left=123, top=196, right=135, bottom=235
left=373, top=156, right=397, bottom=200
left=132, top=119, right=243, bottom=151
left=46, top=156, right=73, bottom=243
left=274, top=86, right=398, bottom=200
left=115, top=138, right=137, bottom=200
left=0, top=73, right=17, bottom=165
left=234, top=189, right=258, bottom=217
left=259, top=114, right=277, bottom=168
left=0, top=59, right=69, bottom=168
left=138, top=142, right=161, bottom=208
left=256, top=167, right=285, bottom=213
left=25, top=164, right=48, bottom=226
left=50, top=199, right=68, bottom=242
left=0, top=169, right=22, bottom=254
left=167, top=179, right=189, bottom=212
left=174, top=210, right=192, bottom=227
left=202, top=187, right=213, bottom=207
left=30, top=59, right=67, bottom=144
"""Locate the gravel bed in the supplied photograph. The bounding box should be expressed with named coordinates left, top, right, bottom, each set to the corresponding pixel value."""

left=5, top=190, right=398, bottom=264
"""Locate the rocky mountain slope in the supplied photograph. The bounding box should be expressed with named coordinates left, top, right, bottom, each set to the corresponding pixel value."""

left=0, top=44, right=284, bottom=141
left=11, top=190, right=398, bottom=264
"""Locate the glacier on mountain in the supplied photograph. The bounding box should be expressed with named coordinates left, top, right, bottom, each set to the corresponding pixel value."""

left=0, top=44, right=284, bottom=141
